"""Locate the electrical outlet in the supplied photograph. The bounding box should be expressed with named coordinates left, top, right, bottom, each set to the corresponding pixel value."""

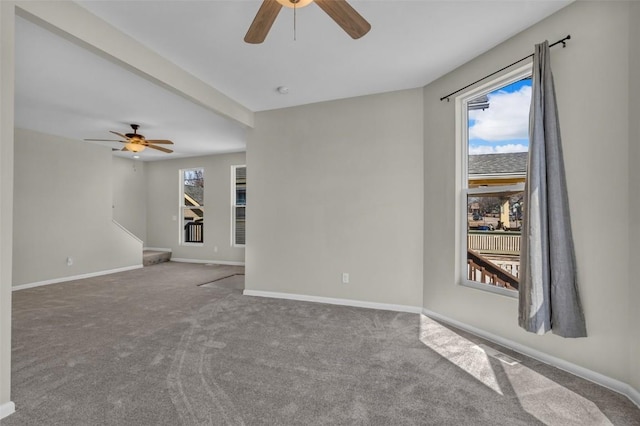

left=66, top=257, right=73, bottom=266
left=342, top=273, right=349, bottom=284
left=214, top=246, right=218, bottom=253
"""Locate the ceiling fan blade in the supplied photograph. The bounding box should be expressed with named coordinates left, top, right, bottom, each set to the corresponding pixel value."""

left=145, top=139, right=174, bottom=145
left=147, top=144, right=173, bottom=154
left=315, top=0, right=371, bottom=39
left=244, top=0, right=282, bottom=44
left=84, top=138, right=126, bottom=142
left=110, top=131, right=131, bottom=140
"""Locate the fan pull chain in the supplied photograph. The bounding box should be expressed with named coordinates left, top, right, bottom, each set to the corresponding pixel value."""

left=293, top=2, right=297, bottom=41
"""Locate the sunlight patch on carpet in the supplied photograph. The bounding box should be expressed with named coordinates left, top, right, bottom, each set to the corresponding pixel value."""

left=473, top=344, right=520, bottom=366
left=419, top=315, right=503, bottom=395
left=418, top=315, right=614, bottom=425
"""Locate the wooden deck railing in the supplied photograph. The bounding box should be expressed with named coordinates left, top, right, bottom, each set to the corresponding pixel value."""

left=184, top=222, right=203, bottom=243
left=467, top=249, right=519, bottom=290
left=468, top=231, right=520, bottom=255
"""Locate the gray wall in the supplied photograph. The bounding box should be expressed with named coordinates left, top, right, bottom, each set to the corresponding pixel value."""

left=0, top=0, right=14, bottom=413
left=12, top=128, right=142, bottom=286
left=423, top=1, right=637, bottom=388
left=246, top=89, right=424, bottom=307
left=112, top=156, right=147, bottom=244
left=145, top=152, right=246, bottom=263
left=628, top=1, right=640, bottom=392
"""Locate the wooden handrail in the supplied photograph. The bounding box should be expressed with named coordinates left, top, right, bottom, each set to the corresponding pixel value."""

left=467, top=249, right=519, bottom=290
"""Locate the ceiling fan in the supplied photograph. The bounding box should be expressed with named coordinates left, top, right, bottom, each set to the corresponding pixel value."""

left=84, top=124, right=174, bottom=154
left=245, top=0, right=371, bottom=44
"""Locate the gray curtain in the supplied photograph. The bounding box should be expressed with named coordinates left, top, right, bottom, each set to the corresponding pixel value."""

left=518, top=41, right=587, bottom=338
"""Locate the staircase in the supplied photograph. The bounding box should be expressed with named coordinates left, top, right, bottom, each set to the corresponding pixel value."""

left=467, top=248, right=519, bottom=290
left=143, top=250, right=172, bottom=266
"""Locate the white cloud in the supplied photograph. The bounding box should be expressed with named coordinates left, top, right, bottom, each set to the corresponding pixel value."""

left=469, top=144, right=528, bottom=155
left=469, top=85, right=531, bottom=142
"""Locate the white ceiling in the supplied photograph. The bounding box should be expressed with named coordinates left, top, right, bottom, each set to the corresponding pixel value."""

left=14, top=0, right=571, bottom=161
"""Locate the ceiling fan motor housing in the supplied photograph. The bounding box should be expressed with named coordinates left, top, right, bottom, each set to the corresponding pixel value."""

left=126, top=124, right=143, bottom=140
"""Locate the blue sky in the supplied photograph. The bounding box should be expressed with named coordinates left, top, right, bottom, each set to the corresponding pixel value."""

left=468, top=78, right=531, bottom=155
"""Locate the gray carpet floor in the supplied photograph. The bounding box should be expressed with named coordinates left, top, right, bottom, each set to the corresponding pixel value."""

left=5, top=262, right=639, bottom=425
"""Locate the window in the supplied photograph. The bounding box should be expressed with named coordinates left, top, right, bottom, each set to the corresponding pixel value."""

left=458, top=67, right=531, bottom=295
left=232, top=165, right=246, bottom=246
left=181, top=168, right=204, bottom=244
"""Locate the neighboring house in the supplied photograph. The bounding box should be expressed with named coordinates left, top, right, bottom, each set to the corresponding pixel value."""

left=467, top=153, right=528, bottom=288
left=184, top=185, right=204, bottom=218
left=183, top=184, right=204, bottom=243
left=468, top=152, right=527, bottom=187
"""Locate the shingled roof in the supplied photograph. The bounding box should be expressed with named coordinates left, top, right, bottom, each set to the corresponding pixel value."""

left=184, top=184, right=203, bottom=206
left=469, top=152, right=528, bottom=176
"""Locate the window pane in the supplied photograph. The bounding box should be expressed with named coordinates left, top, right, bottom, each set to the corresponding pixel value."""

left=183, top=169, right=204, bottom=206
left=468, top=78, right=531, bottom=159
left=181, top=168, right=204, bottom=244
left=236, top=188, right=246, bottom=206
left=464, top=76, right=530, bottom=294
left=233, top=166, right=246, bottom=246
left=235, top=206, right=245, bottom=245
left=235, top=166, right=246, bottom=206
left=467, top=193, right=523, bottom=291
left=183, top=207, right=203, bottom=243
left=235, top=166, right=246, bottom=182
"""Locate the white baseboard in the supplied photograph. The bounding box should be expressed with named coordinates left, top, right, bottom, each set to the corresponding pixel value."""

left=171, top=258, right=245, bottom=266
left=143, top=247, right=172, bottom=252
left=12, top=265, right=143, bottom=291
left=625, top=385, right=640, bottom=409
left=243, top=289, right=422, bottom=314
left=422, top=308, right=640, bottom=409
left=0, top=401, right=15, bottom=420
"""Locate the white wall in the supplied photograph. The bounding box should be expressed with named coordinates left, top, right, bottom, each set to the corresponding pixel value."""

left=423, top=1, right=636, bottom=387
left=12, top=128, right=142, bottom=286
left=112, top=156, right=147, bottom=244
left=246, top=89, right=424, bottom=307
left=628, top=1, right=640, bottom=393
left=145, top=152, right=246, bottom=263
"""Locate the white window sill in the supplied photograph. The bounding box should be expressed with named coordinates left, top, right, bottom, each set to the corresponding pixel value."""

left=460, top=279, right=518, bottom=298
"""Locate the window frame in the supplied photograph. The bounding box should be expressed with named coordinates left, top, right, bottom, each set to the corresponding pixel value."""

left=455, top=65, right=531, bottom=298
left=179, top=167, right=205, bottom=246
left=231, top=165, right=246, bottom=248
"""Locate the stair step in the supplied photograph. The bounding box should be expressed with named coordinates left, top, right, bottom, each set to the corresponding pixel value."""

left=143, top=250, right=171, bottom=266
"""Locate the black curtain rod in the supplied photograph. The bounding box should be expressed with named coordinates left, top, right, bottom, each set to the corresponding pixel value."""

left=439, top=35, right=571, bottom=102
